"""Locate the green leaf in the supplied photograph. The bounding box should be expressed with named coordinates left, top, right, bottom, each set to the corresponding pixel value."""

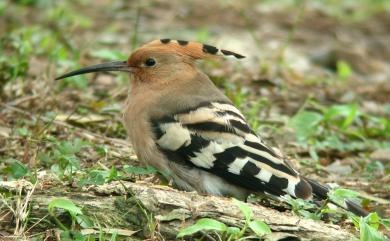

left=364, top=212, right=380, bottom=230
left=296, top=209, right=321, bottom=220
left=110, top=231, right=118, bottom=241
left=75, top=214, right=93, bottom=228
left=95, top=145, right=108, bottom=156
left=177, top=218, right=227, bottom=238
left=365, top=161, right=384, bottom=174
left=248, top=220, right=272, bottom=237
left=381, top=218, right=390, bottom=229
left=284, top=196, right=317, bottom=217
left=107, top=166, right=118, bottom=181
left=16, top=127, right=30, bottom=137
left=48, top=198, right=83, bottom=217
left=78, top=172, right=105, bottom=186
left=226, top=226, right=240, bottom=235
left=342, top=105, right=358, bottom=128
left=359, top=217, right=384, bottom=241
left=226, top=226, right=241, bottom=240
left=332, top=188, right=359, bottom=199
left=233, top=198, right=253, bottom=221
left=351, top=215, right=361, bottom=228
left=324, top=104, right=359, bottom=129
left=123, top=165, right=158, bottom=175
left=289, top=111, right=323, bottom=142
left=5, top=159, right=28, bottom=179
left=78, top=167, right=120, bottom=186
left=337, top=60, right=353, bottom=79
left=329, top=188, right=361, bottom=209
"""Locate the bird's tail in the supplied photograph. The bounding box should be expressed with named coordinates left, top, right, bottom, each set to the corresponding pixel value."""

left=306, top=178, right=368, bottom=217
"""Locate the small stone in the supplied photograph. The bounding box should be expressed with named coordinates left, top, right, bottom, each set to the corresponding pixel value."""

left=0, top=126, right=11, bottom=138
left=370, top=149, right=390, bottom=162
left=325, top=160, right=352, bottom=175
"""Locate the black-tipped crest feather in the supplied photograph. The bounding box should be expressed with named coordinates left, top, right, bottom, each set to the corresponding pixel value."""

left=156, top=39, right=245, bottom=59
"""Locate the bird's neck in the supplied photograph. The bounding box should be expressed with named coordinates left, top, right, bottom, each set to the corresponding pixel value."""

left=125, top=69, right=230, bottom=120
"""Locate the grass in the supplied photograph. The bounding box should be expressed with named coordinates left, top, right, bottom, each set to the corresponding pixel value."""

left=1, top=0, right=390, bottom=240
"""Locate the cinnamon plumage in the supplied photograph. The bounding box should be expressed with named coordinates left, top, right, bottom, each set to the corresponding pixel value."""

left=56, top=39, right=367, bottom=216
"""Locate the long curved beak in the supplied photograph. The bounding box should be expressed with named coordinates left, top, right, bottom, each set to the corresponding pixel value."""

left=55, top=60, right=134, bottom=80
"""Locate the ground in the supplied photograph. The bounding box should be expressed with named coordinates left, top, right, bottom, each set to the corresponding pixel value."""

left=0, top=0, right=389, bottom=240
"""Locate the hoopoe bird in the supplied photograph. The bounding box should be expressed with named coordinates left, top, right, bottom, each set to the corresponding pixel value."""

left=56, top=39, right=367, bottom=216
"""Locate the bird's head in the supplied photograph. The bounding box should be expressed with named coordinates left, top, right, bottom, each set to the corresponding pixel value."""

left=56, top=39, right=245, bottom=83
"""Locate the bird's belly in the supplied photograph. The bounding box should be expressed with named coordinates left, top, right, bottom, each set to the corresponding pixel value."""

left=168, top=162, right=249, bottom=200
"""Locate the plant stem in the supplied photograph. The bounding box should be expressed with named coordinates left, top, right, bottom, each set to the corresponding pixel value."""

left=49, top=212, right=68, bottom=231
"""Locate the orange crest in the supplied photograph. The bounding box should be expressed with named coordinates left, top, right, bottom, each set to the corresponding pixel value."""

left=139, top=39, right=245, bottom=60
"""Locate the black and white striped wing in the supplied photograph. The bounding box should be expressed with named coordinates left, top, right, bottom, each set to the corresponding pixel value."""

left=151, top=101, right=312, bottom=199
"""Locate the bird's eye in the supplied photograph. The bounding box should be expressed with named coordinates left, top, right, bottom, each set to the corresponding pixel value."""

left=144, top=58, right=156, bottom=67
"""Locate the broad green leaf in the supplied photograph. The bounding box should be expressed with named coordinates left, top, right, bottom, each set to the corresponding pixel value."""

left=329, top=188, right=360, bottom=208
left=177, top=218, right=227, bottom=238
left=342, top=105, right=358, bottom=128
left=351, top=215, right=361, bottom=228
left=359, top=217, right=384, bottom=241
left=233, top=198, right=252, bottom=221
left=76, top=214, right=93, bottom=228
left=78, top=172, right=105, bottom=186
left=298, top=210, right=321, bottom=220
left=16, top=127, right=30, bottom=136
left=289, top=111, right=323, bottom=142
left=123, top=165, right=158, bottom=175
left=248, top=220, right=272, bottom=237
left=316, top=134, right=344, bottom=150
left=77, top=166, right=120, bottom=186
left=95, top=145, right=108, bottom=156
left=284, top=196, right=318, bottom=219
left=48, top=198, right=83, bottom=217
left=381, top=218, right=390, bottom=229
left=365, top=161, right=384, bottom=174
left=5, top=159, right=28, bottom=179
left=226, top=226, right=240, bottom=236
left=107, top=166, right=118, bottom=181
left=324, top=104, right=359, bottom=128
left=337, top=60, right=352, bottom=79
left=332, top=188, right=359, bottom=199
left=57, top=138, right=87, bottom=155
left=364, top=212, right=380, bottom=230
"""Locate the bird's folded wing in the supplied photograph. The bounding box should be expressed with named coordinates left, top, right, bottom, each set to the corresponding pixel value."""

left=151, top=101, right=312, bottom=199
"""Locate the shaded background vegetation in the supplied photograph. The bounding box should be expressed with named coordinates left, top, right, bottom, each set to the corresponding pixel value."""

left=1, top=0, right=390, bottom=240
